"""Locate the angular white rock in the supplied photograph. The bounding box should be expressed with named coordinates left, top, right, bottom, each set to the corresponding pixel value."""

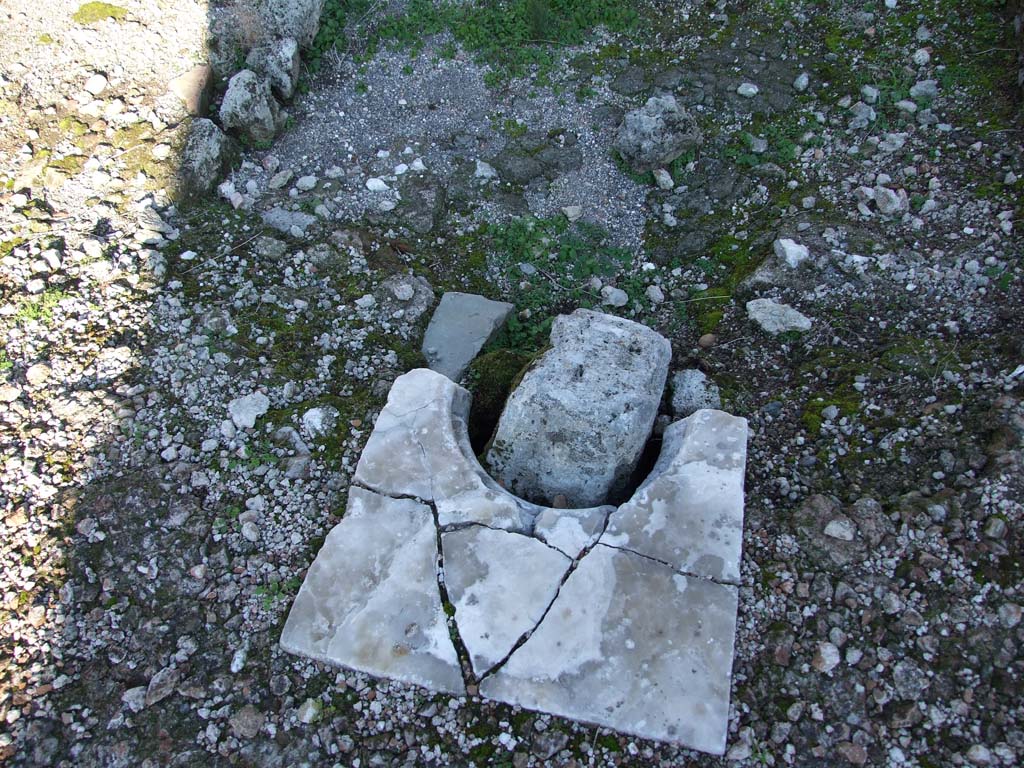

left=301, top=406, right=338, bottom=439
left=474, top=160, right=498, bottom=179
left=603, top=410, right=747, bottom=583
left=280, top=487, right=464, bottom=694
left=746, top=298, right=813, bottom=335
left=481, top=544, right=738, bottom=754
left=600, top=286, right=629, bottom=307
left=228, top=392, right=270, bottom=429
left=486, top=310, right=671, bottom=507
left=442, top=526, right=570, bottom=675
left=773, top=238, right=810, bottom=268
left=874, top=185, right=908, bottom=216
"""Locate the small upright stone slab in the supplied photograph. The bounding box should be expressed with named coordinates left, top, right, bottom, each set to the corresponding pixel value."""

left=280, top=487, right=465, bottom=695
left=486, top=309, right=671, bottom=508
left=603, top=410, right=747, bottom=584
left=441, top=526, right=570, bottom=676
left=480, top=544, right=739, bottom=755
left=421, top=292, right=514, bottom=382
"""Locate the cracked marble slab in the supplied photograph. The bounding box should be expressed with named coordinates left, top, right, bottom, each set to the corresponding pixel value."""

left=480, top=543, right=739, bottom=755
left=533, top=505, right=614, bottom=558
left=603, top=409, right=748, bottom=584
left=441, top=525, right=570, bottom=676
left=280, top=486, right=465, bottom=695
left=284, top=365, right=748, bottom=755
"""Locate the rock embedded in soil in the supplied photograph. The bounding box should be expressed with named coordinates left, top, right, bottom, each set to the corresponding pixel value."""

left=179, top=118, right=235, bottom=197
left=227, top=392, right=269, bottom=429
left=258, top=0, right=325, bottom=46
left=420, top=292, right=513, bottom=382
left=219, top=69, right=282, bottom=143
left=246, top=37, right=301, bottom=101
left=773, top=238, right=810, bottom=268
left=671, top=369, right=721, bottom=417
left=614, top=94, right=703, bottom=174
left=746, top=298, right=813, bottom=335
left=486, top=309, right=671, bottom=507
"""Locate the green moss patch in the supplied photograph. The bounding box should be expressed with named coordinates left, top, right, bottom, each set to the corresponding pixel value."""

left=464, top=348, right=533, bottom=452
left=72, top=1, right=128, bottom=24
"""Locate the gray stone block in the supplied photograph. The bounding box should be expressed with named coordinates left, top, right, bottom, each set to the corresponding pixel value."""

left=421, top=292, right=513, bottom=382
left=486, top=309, right=671, bottom=507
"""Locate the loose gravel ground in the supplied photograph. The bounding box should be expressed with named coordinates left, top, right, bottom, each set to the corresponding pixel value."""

left=1, top=0, right=1023, bottom=766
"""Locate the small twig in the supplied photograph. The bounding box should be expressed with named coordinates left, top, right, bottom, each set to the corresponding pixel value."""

left=716, top=334, right=753, bottom=349
left=229, top=230, right=266, bottom=254
left=100, top=143, right=148, bottom=166
left=677, top=294, right=732, bottom=304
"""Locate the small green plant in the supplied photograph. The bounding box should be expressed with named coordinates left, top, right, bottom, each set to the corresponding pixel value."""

left=311, top=0, right=639, bottom=84
left=256, top=577, right=302, bottom=608
left=72, top=1, right=128, bottom=24
left=482, top=216, right=633, bottom=352
left=15, top=289, right=69, bottom=325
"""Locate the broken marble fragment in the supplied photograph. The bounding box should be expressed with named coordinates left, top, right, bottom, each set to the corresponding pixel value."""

left=421, top=292, right=514, bottom=382
left=280, top=487, right=464, bottom=694
left=603, top=409, right=747, bottom=584
left=354, top=368, right=536, bottom=532
left=486, top=309, right=671, bottom=507
left=441, top=526, right=570, bottom=675
left=228, top=392, right=269, bottom=429
left=481, top=544, right=738, bottom=755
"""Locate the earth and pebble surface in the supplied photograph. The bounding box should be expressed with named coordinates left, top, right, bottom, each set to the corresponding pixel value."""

left=1, top=0, right=1023, bottom=765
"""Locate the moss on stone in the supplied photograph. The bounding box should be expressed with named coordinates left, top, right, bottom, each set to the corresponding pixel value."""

left=72, top=1, right=127, bottom=24
left=464, top=348, right=532, bottom=452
